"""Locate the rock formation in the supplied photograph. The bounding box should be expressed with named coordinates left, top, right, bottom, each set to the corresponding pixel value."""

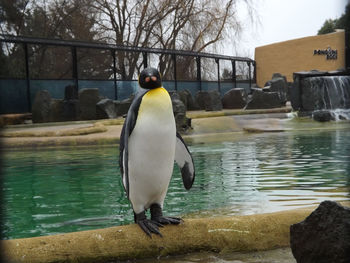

left=222, top=88, right=246, bottom=109
left=290, top=200, right=350, bottom=263
left=195, top=90, right=223, bottom=111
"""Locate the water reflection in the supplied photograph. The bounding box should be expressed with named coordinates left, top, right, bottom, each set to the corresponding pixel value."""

left=2, top=129, right=350, bottom=239
left=182, top=130, right=350, bottom=218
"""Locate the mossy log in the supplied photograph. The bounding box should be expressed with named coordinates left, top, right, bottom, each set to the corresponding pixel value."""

left=2, top=208, right=312, bottom=263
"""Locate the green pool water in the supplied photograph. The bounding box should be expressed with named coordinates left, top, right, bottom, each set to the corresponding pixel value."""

left=2, top=129, right=350, bottom=239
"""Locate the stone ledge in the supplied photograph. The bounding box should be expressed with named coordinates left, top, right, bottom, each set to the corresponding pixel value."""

left=0, top=113, right=32, bottom=126
left=2, top=207, right=313, bottom=263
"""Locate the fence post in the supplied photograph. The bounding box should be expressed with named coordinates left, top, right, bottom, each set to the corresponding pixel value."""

left=346, top=29, right=350, bottom=70
left=23, top=43, right=31, bottom=112
left=215, top=58, right=221, bottom=94
left=71, top=46, right=79, bottom=94
left=143, top=52, right=148, bottom=68
left=196, top=56, right=202, bottom=91
left=231, top=60, right=236, bottom=89
left=253, top=61, right=256, bottom=84
left=173, top=54, right=177, bottom=91
left=247, top=61, right=252, bottom=90
left=111, top=49, right=118, bottom=100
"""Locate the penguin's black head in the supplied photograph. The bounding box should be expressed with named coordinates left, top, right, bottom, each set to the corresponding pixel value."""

left=138, top=67, right=162, bottom=90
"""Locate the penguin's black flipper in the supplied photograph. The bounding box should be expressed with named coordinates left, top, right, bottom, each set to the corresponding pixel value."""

left=119, top=90, right=147, bottom=197
left=175, top=132, right=195, bottom=190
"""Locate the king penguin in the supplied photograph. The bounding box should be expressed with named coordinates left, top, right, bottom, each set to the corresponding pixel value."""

left=119, top=67, right=195, bottom=237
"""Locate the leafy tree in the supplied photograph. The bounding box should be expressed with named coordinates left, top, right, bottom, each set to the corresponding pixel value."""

left=318, top=19, right=338, bottom=35
left=335, top=3, right=350, bottom=31
left=0, top=0, right=31, bottom=35
left=318, top=3, right=350, bottom=35
left=0, top=0, right=108, bottom=78
left=0, top=0, right=100, bottom=39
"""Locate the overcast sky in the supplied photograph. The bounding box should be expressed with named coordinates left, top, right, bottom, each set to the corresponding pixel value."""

left=224, top=0, right=348, bottom=58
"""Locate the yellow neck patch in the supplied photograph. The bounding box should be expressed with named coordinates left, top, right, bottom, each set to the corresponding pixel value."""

left=139, top=87, right=172, bottom=114
left=145, top=87, right=168, bottom=97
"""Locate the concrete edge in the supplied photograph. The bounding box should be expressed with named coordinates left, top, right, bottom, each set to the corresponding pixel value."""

left=2, top=207, right=313, bottom=263
left=187, top=107, right=292, bottom=119
left=1, top=137, right=119, bottom=149
left=1, top=123, right=107, bottom=138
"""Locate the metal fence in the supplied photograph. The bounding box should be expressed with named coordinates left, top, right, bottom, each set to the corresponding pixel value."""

left=0, top=34, right=256, bottom=114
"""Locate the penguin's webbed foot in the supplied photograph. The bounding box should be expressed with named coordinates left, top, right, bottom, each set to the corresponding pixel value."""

left=134, top=211, right=163, bottom=237
left=150, top=203, right=183, bottom=225
left=152, top=216, right=183, bottom=225
left=138, top=219, right=163, bottom=237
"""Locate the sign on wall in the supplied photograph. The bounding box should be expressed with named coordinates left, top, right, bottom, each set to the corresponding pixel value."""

left=313, top=47, right=337, bottom=60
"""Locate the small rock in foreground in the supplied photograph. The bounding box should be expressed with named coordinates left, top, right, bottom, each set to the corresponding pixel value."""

left=290, top=200, right=350, bottom=263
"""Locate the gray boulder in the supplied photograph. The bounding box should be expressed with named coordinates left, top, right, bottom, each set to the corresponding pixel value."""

left=263, top=73, right=288, bottom=105
left=115, top=95, right=134, bottom=117
left=245, top=89, right=283, bottom=109
left=63, top=84, right=79, bottom=121
left=194, top=91, right=209, bottom=110
left=49, top=99, right=64, bottom=122
left=290, top=201, right=350, bottom=263
left=178, top=89, right=198, bottom=110
left=262, top=86, right=271, bottom=92
left=62, top=99, right=79, bottom=121
left=300, top=77, right=326, bottom=111
left=32, top=89, right=79, bottom=123
left=270, top=77, right=287, bottom=105
left=78, top=88, right=100, bottom=120
left=195, top=90, right=223, bottom=111
left=169, top=91, right=181, bottom=101
left=96, top=99, right=117, bottom=119
left=222, top=88, right=246, bottom=109
left=32, top=90, right=52, bottom=123
left=292, top=71, right=350, bottom=112
left=177, top=90, right=188, bottom=110
left=312, top=110, right=335, bottom=122
left=170, top=92, right=191, bottom=132
left=172, top=98, right=188, bottom=132
left=272, top=72, right=287, bottom=82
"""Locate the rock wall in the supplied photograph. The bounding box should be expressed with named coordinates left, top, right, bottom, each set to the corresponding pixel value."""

left=32, top=86, right=133, bottom=123
left=32, top=82, right=290, bottom=125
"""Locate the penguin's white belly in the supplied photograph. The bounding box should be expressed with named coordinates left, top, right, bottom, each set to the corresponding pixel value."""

left=127, top=88, right=176, bottom=214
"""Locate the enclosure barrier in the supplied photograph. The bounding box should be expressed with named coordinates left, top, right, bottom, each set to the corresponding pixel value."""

left=0, top=34, right=256, bottom=114
left=2, top=208, right=313, bottom=263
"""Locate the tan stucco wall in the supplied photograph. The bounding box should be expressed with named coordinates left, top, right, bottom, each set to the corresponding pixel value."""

left=255, top=31, right=345, bottom=87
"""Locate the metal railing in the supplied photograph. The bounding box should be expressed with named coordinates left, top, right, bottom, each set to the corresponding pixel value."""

left=0, top=34, right=256, bottom=113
